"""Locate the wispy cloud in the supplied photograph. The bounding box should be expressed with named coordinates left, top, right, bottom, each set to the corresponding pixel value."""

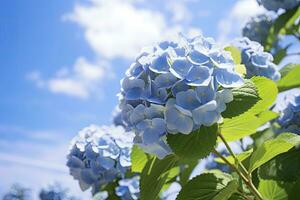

left=0, top=126, right=90, bottom=199
left=63, top=0, right=197, bottom=59
left=28, top=0, right=201, bottom=99
left=27, top=57, right=112, bottom=99
left=217, top=0, right=265, bottom=43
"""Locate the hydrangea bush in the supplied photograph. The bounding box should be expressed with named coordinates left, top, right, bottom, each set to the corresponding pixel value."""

left=65, top=0, right=300, bottom=199
left=257, top=0, right=300, bottom=11
left=277, top=93, right=300, bottom=134
left=66, top=125, right=134, bottom=193
left=233, top=37, right=280, bottom=80
left=242, top=13, right=274, bottom=45
left=118, top=34, right=243, bottom=158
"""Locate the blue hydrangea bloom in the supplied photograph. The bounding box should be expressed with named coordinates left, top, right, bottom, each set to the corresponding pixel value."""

left=39, top=184, right=78, bottom=200
left=66, top=125, right=135, bottom=192
left=161, top=182, right=182, bottom=200
left=242, top=13, right=274, bottom=44
left=115, top=176, right=140, bottom=200
left=257, top=0, right=300, bottom=11
left=232, top=37, right=281, bottom=81
left=277, top=93, right=300, bottom=134
left=118, top=34, right=244, bottom=158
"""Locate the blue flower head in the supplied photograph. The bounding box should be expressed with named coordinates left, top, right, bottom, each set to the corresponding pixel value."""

left=115, top=176, right=140, bottom=200
left=242, top=13, right=274, bottom=44
left=232, top=37, right=281, bottom=81
left=257, top=0, right=300, bottom=11
left=66, top=125, right=135, bottom=192
left=118, top=34, right=244, bottom=159
left=276, top=93, right=300, bottom=134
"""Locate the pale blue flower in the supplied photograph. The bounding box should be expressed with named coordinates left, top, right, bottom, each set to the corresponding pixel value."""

left=136, top=118, right=166, bottom=144
left=192, top=100, right=220, bottom=126
left=277, top=93, right=300, bottom=134
left=233, top=37, right=281, bottom=81
left=161, top=182, right=181, bottom=200
left=242, top=13, right=274, bottom=44
left=257, top=0, right=300, bottom=11
left=165, top=99, right=194, bottom=134
left=175, top=89, right=201, bottom=110
left=66, top=125, right=134, bottom=192
left=185, top=65, right=213, bottom=86
left=169, top=58, right=192, bottom=79
left=119, top=34, right=243, bottom=158
left=115, top=176, right=140, bottom=200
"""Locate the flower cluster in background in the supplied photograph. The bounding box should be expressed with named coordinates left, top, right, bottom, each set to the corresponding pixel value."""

left=115, top=176, right=140, bottom=200
left=118, top=34, right=244, bottom=158
left=277, top=93, right=300, bottom=134
left=242, top=13, right=275, bottom=45
left=257, top=0, right=300, bottom=11
left=66, top=125, right=134, bottom=193
left=233, top=37, right=280, bottom=81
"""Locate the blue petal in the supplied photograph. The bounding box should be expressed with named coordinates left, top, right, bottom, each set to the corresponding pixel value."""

left=145, top=104, right=165, bottom=119
left=188, top=50, right=210, bottom=65
left=169, top=58, right=192, bottom=79
left=192, top=100, right=218, bottom=125
left=195, top=81, right=216, bottom=104
left=185, top=65, right=212, bottom=86
left=214, top=68, right=244, bottom=88
left=80, top=169, right=97, bottom=185
left=147, top=81, right=169, bottom=104
left=150, top=52, right=170, bottom=73
left=129, top=104, right=146, bottom=125
left=175, top=89, right=201, bottom=110
left=171, top=80, right=189, bottom=96
left=165, top=106, right=193, bottom=134
left=154, top=72, right=178, bottom=88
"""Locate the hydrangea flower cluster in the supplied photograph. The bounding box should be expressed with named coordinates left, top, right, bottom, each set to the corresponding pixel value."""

left=115, top=176, right=140, bottom=200
left=277, top=93, right=300, bottom=134
left=233, top=37, right=280, bottom=81
left=161, top=182, right=182, bottom=200
left=257, top=0, right=300, bottom=11
left=118, top=34, right=244, bottom=158
left=242, top=14, right=274, bottom=44
left=66, top=125, right=135, bottom=192
left=39, top=184, right=74, bottom=200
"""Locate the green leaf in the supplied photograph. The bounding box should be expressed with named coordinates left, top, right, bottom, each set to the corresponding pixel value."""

left=273, top=47, right=288, bottom=65
left=289, top=177, right=300, bottom=200
left=279, top=63, right=300, bottom=78
left=257, top=111, right=279, bottom=124
left=131, top=145, right=149, bottom=173
left=265, top=6, right=300, bottom=50
left=179, top=160, right=198, bottom=185
left=215, top=149, right=253, bottom=165
left=222, top=80, right=260, bottom=118
left=225, top=46, right=241, bottom=64
left=258, top=149, right=300, bottom=182
left=220, top=114, right=261, bottom=141
left=167, top=124, right=218, bottom=162
left=258, top=180, right=291, bottom=200
left=177, top=173, right=238, bottom=200
left=247, top=76, right=278, bottom=115
left=140, top=155, right=178, bottom=200
left=277, top=64, right=300, bottom=92
left=248, top=133, right=300, bottom=172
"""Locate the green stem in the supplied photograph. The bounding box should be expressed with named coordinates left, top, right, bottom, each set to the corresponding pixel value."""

left=216, top=133, right=264, bottom=200
left=218, top=133, right=249, bottom=176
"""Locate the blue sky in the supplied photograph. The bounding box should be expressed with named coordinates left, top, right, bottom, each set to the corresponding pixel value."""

left=0, top=0, right=266, bottom=198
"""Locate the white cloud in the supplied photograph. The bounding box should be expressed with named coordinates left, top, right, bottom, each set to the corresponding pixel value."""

left=217, top=0, right=265, bottom=43
left=64, top=0, right=200, bottom=59
left=28, top=57, right=111, bottom=99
